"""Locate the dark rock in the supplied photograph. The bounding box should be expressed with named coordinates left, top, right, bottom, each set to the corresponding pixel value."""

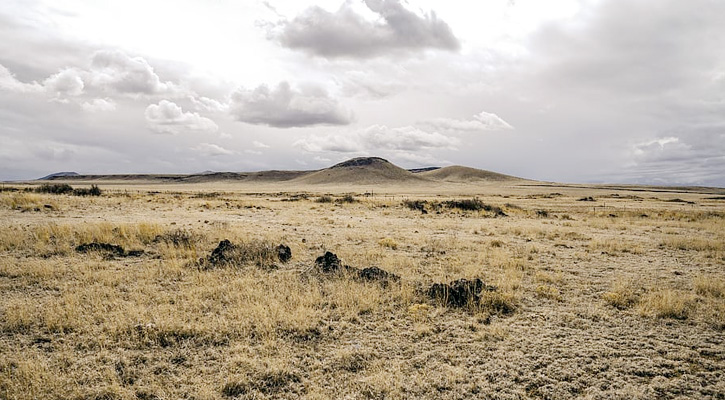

left=428, top=278, right=496, bottom=308
left=357, top=266, right=400, bottom=286
left=75, top=242, right=142, bottom=257
left=208, top=239, right=235, bottom=265
left=315, top=251, right=344, bottom=272
left=277, top=244, right=292, bottom=263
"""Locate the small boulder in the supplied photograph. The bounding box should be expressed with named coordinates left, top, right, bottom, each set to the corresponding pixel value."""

left=208, top=239, right=235, bottom=265
left=357, top=266, right=400, bottom=286
left=75, top=242, right=142, bottom=257
left=315, top=251, right=344, bottom=272
left=277, top=244, right=292, bottom=263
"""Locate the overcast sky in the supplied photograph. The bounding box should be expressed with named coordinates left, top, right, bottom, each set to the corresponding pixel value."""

left=1, top=0, right=723, bottom=185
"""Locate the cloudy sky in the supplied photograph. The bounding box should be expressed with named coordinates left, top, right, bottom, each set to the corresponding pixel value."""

left=1, top=0, right=723, bottom=185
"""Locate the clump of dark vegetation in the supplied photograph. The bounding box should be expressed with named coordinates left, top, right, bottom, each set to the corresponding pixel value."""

left=280, top=193, right=309, bottom=202
left=578, top=196, right=596, bottom=202
left=402, top=198, right=506, bottom=216
left=35, top=183, right=102, bottom=196
left=315, top=195, right=333, bottom=203
left=35, top=183, right=73, bottom=194
left=427, top=278, right=497, bottom=308
left=535, top=210, right=549, bottom=217
left=444, top=198, right=486, bottom=211
left=336, top=194, right=357, bottom=203
left=72, top=185, right=102, bottom=196
left=666, top=198, right=695, bottom=204
left=76, top=242, right=143, bottom=257
left=403, top=199, right=428, bottom=214
left=192, top=192, right=220, bottom=199
left=200, top=239, right=291, bottom=269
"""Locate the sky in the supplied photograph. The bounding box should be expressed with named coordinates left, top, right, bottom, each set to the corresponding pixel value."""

left=1, top=0, right=724, bottom=185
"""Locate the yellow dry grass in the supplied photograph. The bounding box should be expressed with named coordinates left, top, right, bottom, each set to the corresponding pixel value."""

left=0, top=183, right=723, bottom=399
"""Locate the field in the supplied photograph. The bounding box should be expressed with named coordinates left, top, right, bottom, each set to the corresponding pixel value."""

left=1, top=180, right=724, bottom=399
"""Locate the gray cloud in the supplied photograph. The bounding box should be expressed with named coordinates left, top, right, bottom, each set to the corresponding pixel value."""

left=230, top=81, right=352, bottom=128
left=0, top=63, right=43, bottom=93
left=275, top=0, right=459, bottom=58
left=145, top=100, right=219, bottom=135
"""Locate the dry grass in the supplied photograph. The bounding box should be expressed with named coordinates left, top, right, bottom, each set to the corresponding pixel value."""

left=638, top=289, right=696, bottom=320
left=694, top=274, right=725, bottom=298
left=0, top=186, right=723, bottom=399
left=603, top=278, right=642, bottom=309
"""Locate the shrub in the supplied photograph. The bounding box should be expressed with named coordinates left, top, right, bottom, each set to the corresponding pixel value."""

left=315, top=196, right=333, bottom=203
left=402, top=199, right=427, bottom=211
left=442, top=198, right=507, bottom=216
left=336, top=194, right=356, bottom=203
left=73, top=185, right=102, bottom=196
left=444, top=198, right=485, bottom=211
left=35, top=183, right=73, bottom=195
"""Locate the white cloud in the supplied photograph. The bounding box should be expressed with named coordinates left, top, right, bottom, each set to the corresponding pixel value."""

left=423, top=111, right=514, bottom=133
left=295, top=124, right=458, bottom=153
left=43, top=68, right=84, bottom=97
left=230, top=81, right=352, bottom=128
left=193, top=143, right=233, bottom=156
left=88, top=50, right=175, bottom=95
left=81, top=98, right=117, bottom=112
left=145, top=100, right=218, bottom=134
left=632, top=137, right=680, bottom=156
left=190, top=95, right=228, bottom=112
left=252, top=140, right=270, bottom=148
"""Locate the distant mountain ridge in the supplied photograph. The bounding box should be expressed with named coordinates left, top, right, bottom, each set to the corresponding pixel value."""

left=38, top=172, right=79, bottom=180
left=36, top=157, right=523, bottom=185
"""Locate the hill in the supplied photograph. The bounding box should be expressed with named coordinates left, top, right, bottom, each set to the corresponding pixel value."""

left=32, top=158, right=525, bottom=186
left=38, top=172, right=79, bottom=180
left=419, top=165, right=521, bottom=182
left=293, top=157, right=427, bottom=185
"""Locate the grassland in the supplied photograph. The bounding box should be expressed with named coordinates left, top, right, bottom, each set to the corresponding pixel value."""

left=1, top=183, right=724, bottom=399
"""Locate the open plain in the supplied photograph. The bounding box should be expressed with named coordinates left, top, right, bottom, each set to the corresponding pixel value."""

left=1, top=160, right=724, bottom=399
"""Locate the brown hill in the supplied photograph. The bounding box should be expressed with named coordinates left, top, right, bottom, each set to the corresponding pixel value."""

left=419, top=165, right=521, bottom=183
left=293, top=157, right=427, bottom=185
left=36, top=158, right=524, bottom=186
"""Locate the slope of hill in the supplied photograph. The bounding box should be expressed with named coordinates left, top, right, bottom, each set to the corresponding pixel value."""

left=293, top=157, right=427, bottom=185
left=419, top=165, right=521, bottom=182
